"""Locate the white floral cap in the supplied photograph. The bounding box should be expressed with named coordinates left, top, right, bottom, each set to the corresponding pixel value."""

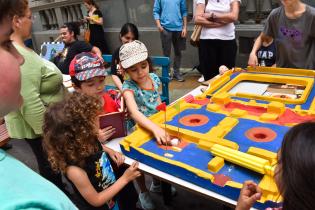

left=119, top=40, right=148, bottom=69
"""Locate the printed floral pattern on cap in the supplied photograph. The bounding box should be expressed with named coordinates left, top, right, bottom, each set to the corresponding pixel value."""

left=119, top=40, right=148, bottom=69
left=69, top=52, right=108, bottom=81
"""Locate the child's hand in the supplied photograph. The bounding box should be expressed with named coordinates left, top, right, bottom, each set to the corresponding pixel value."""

left=248, top=53, right=258, bottom=67
left=219, top=65, right=229, bottom=75
left=107, top=149, right=125, bottom=167
left=236, top=181, right=262, bottom=210
left=122, top=162, right=141, bottom=183
left=98, top=127, right=116, bottom=144
left=153, top=126, right=171, bottom=145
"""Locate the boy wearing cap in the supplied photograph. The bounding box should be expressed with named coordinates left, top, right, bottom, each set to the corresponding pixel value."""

left=70, top=52, right=119, bottom=114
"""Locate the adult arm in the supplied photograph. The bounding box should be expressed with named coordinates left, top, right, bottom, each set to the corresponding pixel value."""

left=194, top=3, right=226, bottom=28
left=87, top=10, right=104, bottom=26
left=153, top=0, right=164, bottom=32
left=123, top=90, right=170, bottom=145
left=248, top=33, right=263, bottom=67
left=19, top=66, right=47, bottom=135
left=67, top=164, right=140, bottom=207
left=205, top=1, right=240, bottom=23
left=182, top=16, right=188, bottom=37
left=181, top=0, right=188, bottom=37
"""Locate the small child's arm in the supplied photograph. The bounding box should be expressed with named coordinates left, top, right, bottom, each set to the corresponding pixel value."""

left=235, top=180, right=262, bottom=210
left=67, top=163, right=140, bottom=207
left=124, top=90, right=170, bottom=145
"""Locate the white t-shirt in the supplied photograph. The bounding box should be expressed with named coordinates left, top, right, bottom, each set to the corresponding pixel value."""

left=196, top=0, right=240, bottom=40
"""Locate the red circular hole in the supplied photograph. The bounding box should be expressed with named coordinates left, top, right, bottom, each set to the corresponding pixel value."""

left=253, top=133, right=267, bottom=139
left=245, top=127, right=277, bottom=142
left=189, top=118, right=201, bottom=124
left=179, top=114, right=209, bottom=127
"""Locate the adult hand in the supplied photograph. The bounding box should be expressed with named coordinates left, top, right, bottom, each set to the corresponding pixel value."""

left=107, top=149, right=125, bottom=167
left=236, top=180, right=262, bottom=210
left=181, top=27, right=187, bottom=38
left=98, top=127, right=115, bottom=144
left=248, top=53, right=258, bottom=67
left=153, top=126, right=171, bottom=145
left=158, top=25, right=164, bottom=32
left=122, top=161, right=141, bottom=183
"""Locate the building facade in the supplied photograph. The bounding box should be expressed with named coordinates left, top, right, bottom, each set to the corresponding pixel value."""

left=29, top=0, right=315, bottom=68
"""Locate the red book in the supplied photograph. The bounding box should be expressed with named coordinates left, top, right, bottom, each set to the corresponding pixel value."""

left=99, top=94, right=127, bottom=140
left=99, top=111, right=127, bottom=140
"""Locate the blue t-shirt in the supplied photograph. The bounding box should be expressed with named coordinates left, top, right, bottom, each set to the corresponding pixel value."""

left=257, top=41, right=276, bottom=67
left=153, top=0, right=188, bottom=31
left=0, top=149, right=77, bottom=210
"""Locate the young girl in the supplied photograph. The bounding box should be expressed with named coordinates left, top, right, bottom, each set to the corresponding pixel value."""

left=43, top=92, right=141, bottom=210
left=248, top=0, right=315, bottom=69
left=119, top=40, right=170, bottom=145
left=111, top=23, right=139, bottom=92
left=120, top=40, right=176, bottom=200
left=236, top=121, right=315, bottom=210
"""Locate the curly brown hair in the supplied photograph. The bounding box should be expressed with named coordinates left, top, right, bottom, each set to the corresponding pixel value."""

left=43, top=92, right=102, bottom=173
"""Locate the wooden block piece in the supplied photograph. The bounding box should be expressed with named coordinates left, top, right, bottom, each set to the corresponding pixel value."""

left=207, top=103, right=221, bottom=112
left=267, top=102, right=285, bottom=114
left=198, top=140, right=213, bottom=150
left=247, top=147, right=277, bottom=166
left=260, top=113, right=279, bottom=121
left=230, top=109, right=248, bottom=117
left=211, top=92, right=231, bottom=105
left=208, top=156, right=224, bottom=173
left=219, top=117, right=239, bottom=128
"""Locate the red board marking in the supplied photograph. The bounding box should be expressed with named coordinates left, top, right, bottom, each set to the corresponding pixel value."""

left=179, top=114, right=209, bottom=127
left=213, top=174, right=232, bottom=187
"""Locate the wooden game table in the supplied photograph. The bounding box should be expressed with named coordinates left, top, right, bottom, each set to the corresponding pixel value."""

left=105, top=84, right=258, bottom=209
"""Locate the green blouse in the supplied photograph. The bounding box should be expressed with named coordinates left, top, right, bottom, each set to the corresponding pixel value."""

left=5, top=44, right=65, bottom=139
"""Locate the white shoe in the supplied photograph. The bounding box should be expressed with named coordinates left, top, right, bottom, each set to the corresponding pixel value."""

left=198, top=75, right=205, bottom=83
left=138, top=191, right=155, bottom=210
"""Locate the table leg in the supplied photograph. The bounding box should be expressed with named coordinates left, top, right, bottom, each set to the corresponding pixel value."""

left=161, top=181, right=173, bottom=205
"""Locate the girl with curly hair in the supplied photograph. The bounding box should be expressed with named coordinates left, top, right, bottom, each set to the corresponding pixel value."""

left=43, top=92, right=141, bottom=210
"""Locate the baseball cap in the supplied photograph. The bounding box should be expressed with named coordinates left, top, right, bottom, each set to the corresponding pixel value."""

left=119, top=40, right=148, bottom=69
left=69, top=52, right=108, bottom=81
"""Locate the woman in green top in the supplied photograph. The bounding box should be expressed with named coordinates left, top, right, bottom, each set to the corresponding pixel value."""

left=5, top=0, right=66, bottom=191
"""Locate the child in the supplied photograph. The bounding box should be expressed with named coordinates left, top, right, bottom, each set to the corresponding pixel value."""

left=248, top=0, right=315, bottom=69
left=256, top=34, right=276, bottom=67
left=120, top=40, right=170, bottom=144
left=42, top=92, right=141, bottom=210
left=70, top=52, right=118, bottom=143
left=111, top=23, right=139, bottom=92
left=119, top=40, right=176, bottom=199
left=236, top=121, right=315, bottom=210
left=69, top=52, right=155, bottom=210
